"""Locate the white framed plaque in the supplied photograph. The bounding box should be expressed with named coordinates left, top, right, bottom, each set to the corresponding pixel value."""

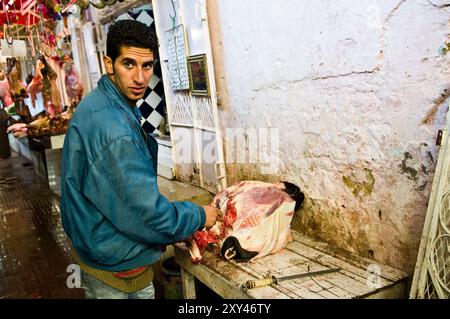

left=165, top=25, right=189, bottom=91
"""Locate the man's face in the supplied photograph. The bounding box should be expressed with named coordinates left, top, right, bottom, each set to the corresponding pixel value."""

left=104, top=46, right=154, bottom=105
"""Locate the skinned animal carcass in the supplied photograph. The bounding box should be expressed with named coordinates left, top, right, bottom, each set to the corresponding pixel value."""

left=64, top=65, right=84, bottom=105
left=187, top=181, right=304, bottom=263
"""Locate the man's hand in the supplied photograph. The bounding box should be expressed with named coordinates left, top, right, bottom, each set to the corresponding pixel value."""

left=202, top=205, right=220, bottom=228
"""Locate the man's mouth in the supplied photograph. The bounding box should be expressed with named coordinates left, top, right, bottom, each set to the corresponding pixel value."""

left=130, top=87, right=146, bottom=94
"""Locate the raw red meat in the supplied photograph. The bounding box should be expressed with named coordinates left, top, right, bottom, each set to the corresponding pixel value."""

left=187, top=181, right=304, bottom=263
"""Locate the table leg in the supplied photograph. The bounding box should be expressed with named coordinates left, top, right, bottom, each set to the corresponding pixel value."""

left=181, top=268, right=196, bottom=299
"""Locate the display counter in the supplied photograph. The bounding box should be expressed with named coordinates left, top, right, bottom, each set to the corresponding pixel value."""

left=8, top=133, right=65, bottom=194
left=174, top=230, right=409, bottom=299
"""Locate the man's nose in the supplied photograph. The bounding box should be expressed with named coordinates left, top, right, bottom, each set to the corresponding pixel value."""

left=133, top=68, right=145, bottom=84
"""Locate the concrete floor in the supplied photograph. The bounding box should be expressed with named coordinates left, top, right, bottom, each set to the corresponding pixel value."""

left=0, top=153, right=83, bottom=298
left=0, top=151, right=215, bottom=299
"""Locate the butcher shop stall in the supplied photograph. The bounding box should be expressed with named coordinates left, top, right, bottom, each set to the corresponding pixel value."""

left=1, top=0, right=84, bottom=191
left=171, top=180, right=408, bottom=299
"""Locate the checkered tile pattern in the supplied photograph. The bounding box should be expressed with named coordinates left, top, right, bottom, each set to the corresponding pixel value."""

left=137, top=74, right=166, bottom=133
left=120, top=7, right=166, bottom=135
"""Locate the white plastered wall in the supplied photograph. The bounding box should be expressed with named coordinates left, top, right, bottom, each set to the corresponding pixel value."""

left=214, top=0, right=450, bottom=273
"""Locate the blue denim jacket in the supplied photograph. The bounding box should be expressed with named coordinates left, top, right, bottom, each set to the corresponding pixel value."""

left=61, top=75, right=205, bottom=271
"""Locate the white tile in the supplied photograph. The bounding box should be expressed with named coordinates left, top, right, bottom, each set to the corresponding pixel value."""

left=148, top=75, right=160, bottom=89
left=136, top=11, right=154, bottom=27
left=117, top=13, right=133, bottom=21
left=145, top=91, right=162, bottom=108
left=147, top=111, right=163, bottom=127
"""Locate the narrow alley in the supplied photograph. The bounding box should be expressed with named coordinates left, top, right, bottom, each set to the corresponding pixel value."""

left=0, top=0, right=448, bottom=302
left=0, top=152, right=83, bottom=298
left=0, top=150, right=218, bottom=299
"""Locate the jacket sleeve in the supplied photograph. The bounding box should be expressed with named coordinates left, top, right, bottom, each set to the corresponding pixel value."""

left=83, top=135, right=206, bottom=245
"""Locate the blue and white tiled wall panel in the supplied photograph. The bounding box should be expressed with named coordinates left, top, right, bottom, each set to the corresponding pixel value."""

left=118, top=5, right=166, bottom=135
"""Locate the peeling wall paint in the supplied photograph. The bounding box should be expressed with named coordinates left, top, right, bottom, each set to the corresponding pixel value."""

left=342, top=168, right=375, bottom=197
left=216, top=0, right=450, bottom=273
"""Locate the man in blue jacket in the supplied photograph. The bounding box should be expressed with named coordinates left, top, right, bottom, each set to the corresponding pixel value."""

left=61, top=20, right=219, bottom=299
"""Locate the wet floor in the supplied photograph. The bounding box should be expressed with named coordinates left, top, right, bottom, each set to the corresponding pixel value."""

left=0, top=150, right=222, bottom=299
left=0, top=152, right=83, bottom=298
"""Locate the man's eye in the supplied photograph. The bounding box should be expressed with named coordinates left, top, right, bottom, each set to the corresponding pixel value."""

left=143, top=63, right=154, bottom=70
left=123, top=62, right=133, bottom=68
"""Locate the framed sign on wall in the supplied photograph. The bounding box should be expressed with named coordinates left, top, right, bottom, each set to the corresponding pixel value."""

left=187, top=54, right=209, bottom=96
left=165, top=24, right=190, bottom=91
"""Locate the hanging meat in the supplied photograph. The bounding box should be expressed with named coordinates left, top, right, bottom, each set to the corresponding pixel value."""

left=27, top=57, right=45, bottom=109
left=187, top=181, right=304, bottom=263
left=41, top=60, right=62, bottom=117
left=6, top=58, right=27, bottom=98
left=28, top=56, right=62, bottom=117
left=63, top=59, right=84, bottom=106
left=0, top=70, right=13, bottom=108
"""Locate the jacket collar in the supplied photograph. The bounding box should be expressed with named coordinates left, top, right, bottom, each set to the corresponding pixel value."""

left=97, top=74, right=141, bottom=123
left=97, top=74, right=148, bottom=142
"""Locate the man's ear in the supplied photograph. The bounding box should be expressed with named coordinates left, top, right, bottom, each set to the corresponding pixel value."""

left=103, top=56, right=114, bottom=75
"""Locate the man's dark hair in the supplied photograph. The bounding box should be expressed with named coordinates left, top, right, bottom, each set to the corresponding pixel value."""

left=106, top=20, right=158, bottom=63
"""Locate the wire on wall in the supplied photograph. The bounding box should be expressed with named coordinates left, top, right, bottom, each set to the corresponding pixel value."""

left=169, top=0, right=177, bottom=28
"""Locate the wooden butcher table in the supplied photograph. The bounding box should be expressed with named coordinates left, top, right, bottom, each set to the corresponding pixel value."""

left=174, top=230, right=409, bottom=299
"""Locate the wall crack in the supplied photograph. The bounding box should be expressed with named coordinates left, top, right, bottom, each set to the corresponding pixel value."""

left=379, top=0, right=408, bottom=67
left=384, top=0, right=408, bottom=25
left=311, top=68, right=380, bottom=81
left=426, top=0, right=450, bottom=9
left=421, top=87, right=450, bottom=125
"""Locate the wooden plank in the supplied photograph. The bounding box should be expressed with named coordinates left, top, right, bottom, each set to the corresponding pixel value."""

left=291, top=231, right=407, bottom=282
left=174, top=230, right=408, bottom=299
left=301, top=279, right=326, bottom=293
left=326, top=284, right=354, bottom=299
left=245, top=283, right=296, bottom=299
left=174, top=245, right=290, bottom=299
left=181, top=268, right=196, bottom=299
left=232, top=259, right=314, bottom=299
left=249, top=249, right=315, bottom=275
left=278, top=282, right=326, bottom=299
left=318, top=272, right=372, bottom=296
left=286, top=240, right=393, bottom=287
left=317, top=289, right=341, bottom=299
left=232, top=261, right=310, bottom=299
left=236, top=242, right=393, bottom=297
left=241, top=256, right=333, bottom=299
left=284, top=235, right=407, bottom=298
left=362, top=281, right=407, bottom=299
